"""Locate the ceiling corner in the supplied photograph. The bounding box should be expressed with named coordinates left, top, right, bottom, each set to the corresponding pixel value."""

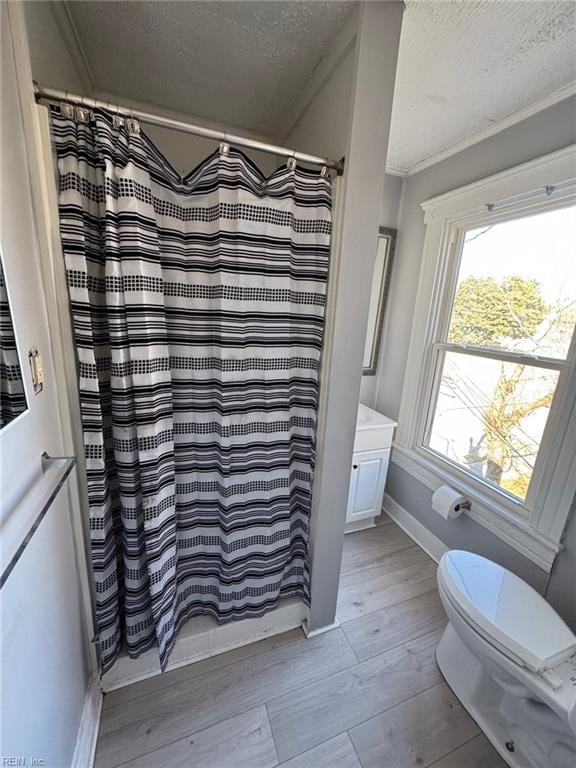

left=50, top=0, right=95, bottom=94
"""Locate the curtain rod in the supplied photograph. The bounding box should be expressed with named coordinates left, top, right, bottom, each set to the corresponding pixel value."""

left=33, top=83, right=344, bottom=174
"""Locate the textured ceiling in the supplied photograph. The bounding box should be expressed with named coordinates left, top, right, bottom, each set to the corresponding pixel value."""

left=388, top=0, right=576, bottom=172
left=67, top=0, right=356, bottom=136
left=67, top=0, right=576, bottom=173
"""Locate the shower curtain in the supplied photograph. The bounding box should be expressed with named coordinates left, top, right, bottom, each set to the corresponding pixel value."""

left=0, top=261, right=26, bottom=428
left=50, top=106, right=332, bottom=672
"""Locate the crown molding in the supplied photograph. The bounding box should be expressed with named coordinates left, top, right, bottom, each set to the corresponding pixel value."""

left=383, top=164, right=407, bottom=178
left=404, top=81, right=576, bottom=179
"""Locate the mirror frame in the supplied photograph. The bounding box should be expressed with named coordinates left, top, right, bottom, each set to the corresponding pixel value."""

left=362, top=226, right=396, bottom=376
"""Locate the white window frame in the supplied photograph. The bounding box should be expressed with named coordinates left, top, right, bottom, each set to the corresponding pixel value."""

left=394, top=145, right=576, bottom=572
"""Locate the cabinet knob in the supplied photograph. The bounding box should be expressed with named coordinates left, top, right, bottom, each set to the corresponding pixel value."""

left=353, top=464, right=358, bottom=470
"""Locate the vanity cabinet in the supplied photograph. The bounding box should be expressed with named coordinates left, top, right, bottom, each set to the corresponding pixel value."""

left=346, top=404, right=397, bottom=528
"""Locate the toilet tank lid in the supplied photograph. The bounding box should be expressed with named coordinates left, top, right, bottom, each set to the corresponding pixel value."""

left=439, top=550, right=576, bottom=673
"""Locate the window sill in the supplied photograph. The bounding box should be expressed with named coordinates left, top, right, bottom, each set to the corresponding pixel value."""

left=390, top=443, right=561, bottom=572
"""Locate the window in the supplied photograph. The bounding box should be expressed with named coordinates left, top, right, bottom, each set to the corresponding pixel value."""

left=394, top=146, right=576, bottom=570
left=424, top=206, right=576, bottom=503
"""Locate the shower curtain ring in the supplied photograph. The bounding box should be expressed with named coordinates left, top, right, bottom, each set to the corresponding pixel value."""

left=126, top=106, right=140, bottom=135
left=286, top=153, right=297, bottom=171
left=79, top=93, right=93, bottom=123
left=112, top=100, right=125, bottom=130
left=60, top=90, right=75, bottom=120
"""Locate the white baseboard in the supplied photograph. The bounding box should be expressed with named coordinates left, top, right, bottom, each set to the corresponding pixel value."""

left=101, top=598, right=306, bottom=692
left=302, top=619, right=340, bottom=638
left=383, top=492, right=448, bottom=564
left=345, top=516, right=376, bottom=534
left=72, top=676, right=102, bottom=768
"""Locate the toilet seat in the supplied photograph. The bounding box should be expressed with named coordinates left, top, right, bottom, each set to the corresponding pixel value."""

left=438, top=551, right=576, bottom=676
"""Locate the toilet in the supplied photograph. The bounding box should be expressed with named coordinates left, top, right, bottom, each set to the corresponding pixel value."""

left=436, top=550, right=576, bottom=768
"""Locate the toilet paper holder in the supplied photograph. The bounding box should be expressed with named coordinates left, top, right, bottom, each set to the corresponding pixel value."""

left=432, top=485, right=471, bottom=519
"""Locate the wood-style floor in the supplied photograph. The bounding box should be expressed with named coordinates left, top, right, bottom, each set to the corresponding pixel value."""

left=95, top=516, right=506, bottom=768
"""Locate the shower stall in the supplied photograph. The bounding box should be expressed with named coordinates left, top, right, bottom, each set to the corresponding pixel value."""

left=43, top=93, right=337, bottom=673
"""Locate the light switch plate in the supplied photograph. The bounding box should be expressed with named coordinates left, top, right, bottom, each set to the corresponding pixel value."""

left=28, top=347, right=44, bottom=394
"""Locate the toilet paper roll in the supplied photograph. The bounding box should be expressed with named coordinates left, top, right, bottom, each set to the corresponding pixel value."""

left=432, top=485, right=469, bottom=520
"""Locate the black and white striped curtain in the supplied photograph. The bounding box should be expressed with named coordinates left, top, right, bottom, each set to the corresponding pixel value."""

left=50, top=106, right=331, bottom=672
left=0, top=260, right=27, bottom=429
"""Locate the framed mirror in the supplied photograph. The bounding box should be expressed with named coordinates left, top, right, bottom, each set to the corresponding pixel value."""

left=0, top=254, right=28, bottom=429
left=362, top=226, right=396, bottom=376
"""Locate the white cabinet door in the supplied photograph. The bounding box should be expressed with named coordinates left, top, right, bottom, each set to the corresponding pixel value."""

left=346, top=448, right=390, bottom=522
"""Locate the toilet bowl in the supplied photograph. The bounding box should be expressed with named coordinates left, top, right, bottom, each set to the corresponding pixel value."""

left=436, top=550, right=576, bottom=768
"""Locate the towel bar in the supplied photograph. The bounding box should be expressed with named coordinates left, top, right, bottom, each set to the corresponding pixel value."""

left=0, top=452, right=76, bottom=589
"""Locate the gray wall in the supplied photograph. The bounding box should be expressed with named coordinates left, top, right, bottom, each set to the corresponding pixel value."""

left=547, top=497, right=576, bottom=623
left=282, top=2, right=404, bottom=630
left=283, top=45, right=355, bottom=161
left=24, top=1, right=278, bottom=178
left=377, top=95, right=576, bottom=629
left=143, top=121, right=278, bottom=178
left=24, top=1, right=87, bottom=93
left=282, top=31, right=406, bottom=412
left=360, top=172, right=404, bottom=407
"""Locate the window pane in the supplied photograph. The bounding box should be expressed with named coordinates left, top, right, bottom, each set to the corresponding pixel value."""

left=426, top=351, right=559, bottom=501
left=447, top=206, right=576, bottom=359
